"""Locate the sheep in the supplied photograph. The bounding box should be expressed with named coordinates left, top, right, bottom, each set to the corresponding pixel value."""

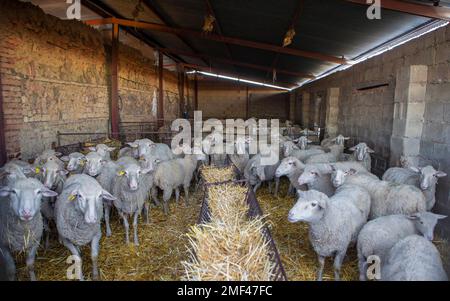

left=33, top=149, right=63, bottom=167
left=298, top=161, right=368, bottom=197
left=152, top=148, right=206, bottom=214
left=382, top=165, right=447, bottom=211
left=357, top=212, right=447, bottom=281
left=111, top=157, right=153, bottom=245
left=118, top=146, right=139, bottom=159
left=294, top=136, right=323, bottom=151
left=305, top=144, right=344, bottom=164
left=0, top=161, right=29, bottom=186
left=332, top=168, right=427, bottom=219
left=0, top=178, right=58, bottom=280
left=84, top=151, right=120, bottom=237
left=229, top=137, right=250, bottom=176
left=349, top=143, right=374, bottom=172
left=61, top=152, right=86, bottom=174
left=283, top=141, right=324, bottom=161
left=288, top=188, right=370, bottom=281
left=55, top=174, right=116, bottom=280
left=275, top=157, right=307, bottom=195
left=243, top=151, right=280, bottom=196
left=381, top=235, right=448, bottom=281
left=321, top=134, right=350, bottom=149
left=88, top=144, right=115, bottom=160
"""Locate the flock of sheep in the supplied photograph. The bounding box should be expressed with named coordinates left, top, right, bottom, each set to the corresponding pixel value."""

left=0, top=125, right=448, bottom=281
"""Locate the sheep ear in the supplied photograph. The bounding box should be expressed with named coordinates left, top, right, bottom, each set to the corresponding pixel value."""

left=141, top=167, right=153, bottom=174
left=406, top=214, right=419, bottom=220
left=107, top=147, right=116, bottom=152
left=408, top=166, right=420, bottom=173
left=0, top=186, right=12, bottom=197
left=41, top=188, right=58, bottom=198
left=59, top=170, right=69, bottom=176
left=88, top=147, right=97, bottom=152
left=349, top=146, right=356, bottom=151
left=344, top=137, right=350, bottom=140
left=367, top=147, right=375, bottom=153
left=101, top=190, right=117, bottom=202
left=54, top=152, right=63, bottom=158
left=307, top=139, right=312, bottom=143
left=436, top=171, right=447, bottom=178
left=61, top=156, right=70, bottom=162
left=435, top=214, right=447, bottom=220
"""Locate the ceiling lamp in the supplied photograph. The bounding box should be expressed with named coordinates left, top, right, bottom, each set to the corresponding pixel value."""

left=282, top=28, right=296, bottom=47
left=202, top=14, right=216, bottom=33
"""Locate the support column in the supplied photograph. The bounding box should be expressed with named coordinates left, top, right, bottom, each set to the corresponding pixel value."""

left=285, top=93, right=291, bottom=121
left=110, top=23, right=120, bottom=139
left=158, top=51, right=164, bottom=127
left=194, top=72, right=198, bottom=111
left=313, top=94, right=322, bottom=129
left=0, top=70, right=6, bottom=165
left=302, top=91, right=310, bottom=128
left=177, top=64, right=185, bottom=117
left=245, top=85, right=250, bottom=119
left=325, top=88, right=340, bottom=138
left=390, top=65, right=428, bottom=166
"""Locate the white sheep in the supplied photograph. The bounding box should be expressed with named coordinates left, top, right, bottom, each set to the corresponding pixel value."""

left=61, top=152, right=86, bottom=174
left=288, top=187, right=370, bottom=281
left=112, top=157, right=153, bottom=245
left=298, top=162, right=368, bottom=197
left=357, top=212, right=447, bottom=280
left=294, top=136, right=323, bottom=151
left=55, top=174, right=116, bottom=280
left=381, top=235, right=448, bottom=281
left=275, top=157, right=307, bottom=195
left=152, top=159, right=185, bottom=215
left=305, top=144, right=344, bottom=164
left=243, top=151, right=280, bottom=196
left=33, top=149, right=64, bottom=168
left=0, top=178, right=58, bottom=280
left=283, top=141, right=324, bottom=162
left=88, top=144, right=115, bottom=160
left=0, top=161, right=29, bottom=187
left=332, top=168, right=426, bottom=219
left=382, top=165, right=447, bottom=210
left=349, top=143, right=374, bottom=172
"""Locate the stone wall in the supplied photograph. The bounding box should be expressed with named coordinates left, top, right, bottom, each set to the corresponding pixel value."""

left=294, top=23, right=450, bottom=240
left=0, top=0, right=182, bottom=160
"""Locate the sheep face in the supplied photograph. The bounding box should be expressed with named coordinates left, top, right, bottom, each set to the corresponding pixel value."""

left=0, top=164, right=27, bottom=185
left=298, top=167, right=321, bottom=186
left=331, top=168, right=356, bottom=188
left=88, top=144, right=115, bottom=159
left=84, top=152, right=107, bottom=177
left=275, top=157, right=300, bottom=177
left=407, top=212, right=447, bottom=241
left=288, top=191, right=327, bottom=223
left=283, top=141, right=296, bottom=157
left=410, top=166, right=447, bottom=191
left=349, top=143, right=374, bottom=161
left=296, top=136, right=312, bottom=150
left=334, top=135, right=349, bottom=146
left=117, top=163, right=151, bottom=191
left=0, top=178, right=57, bottom=221
left=61, top=153, right=86, bottom=172
left=40, top=161, right=67, bottom=189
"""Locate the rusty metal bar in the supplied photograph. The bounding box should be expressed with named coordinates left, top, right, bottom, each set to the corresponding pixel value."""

left=158, top=51, right=164, bottom=127
left=110, top=23, right=120, bottom=140
left=85, top=18, right=348, bottom=65
left=344, top=0, right=450, bottom=21
left=0, top=70, right=6, bottom=165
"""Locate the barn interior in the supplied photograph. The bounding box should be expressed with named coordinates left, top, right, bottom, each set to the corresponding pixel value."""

left=0, top=0, right=449, bottom=281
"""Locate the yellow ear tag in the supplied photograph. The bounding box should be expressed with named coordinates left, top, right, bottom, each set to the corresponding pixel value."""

left=119, top=171, right=125, bottom=176
left=80, top=160, right=85, bottom=166
left=35, top=167, right=41, bottom=174
left=68, top=195, right=76, bottom=201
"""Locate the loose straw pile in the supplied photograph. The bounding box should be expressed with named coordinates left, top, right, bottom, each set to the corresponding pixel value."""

left=183, top=167, right=276, bottom=281
left=200, top=166, right=235, bottom=183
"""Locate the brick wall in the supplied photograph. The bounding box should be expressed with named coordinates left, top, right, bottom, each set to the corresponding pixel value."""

left=0, top=0, right=182, bottom=160
left=294, top=24, right=450, bottom=241
left=198, top=79, right=289, bottom=120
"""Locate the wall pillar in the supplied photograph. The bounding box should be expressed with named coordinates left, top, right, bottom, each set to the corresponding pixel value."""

left=390, top=65, right=428, bottom=166
left=325, top=87, right=340, bottom=138
left=313, top=95, right=322, bottom=129
left=302, top=91, right=310, bottom=128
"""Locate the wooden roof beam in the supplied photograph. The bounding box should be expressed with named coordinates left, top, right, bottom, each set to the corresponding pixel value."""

left=85, top=18, right=348, bottom=65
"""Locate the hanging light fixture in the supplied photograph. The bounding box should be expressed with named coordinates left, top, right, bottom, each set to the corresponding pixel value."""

left=132, top=0, right=145, bottom=21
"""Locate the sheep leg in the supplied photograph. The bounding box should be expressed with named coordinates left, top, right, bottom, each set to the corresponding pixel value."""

left=133, top=210, right=140, bottom=246
left=43, top=218, right=51, bottom=249
left=0, top=247, right=16, bottom=281
left=287, top=184, right=294, bottom=197
left=143, top=202, right=150, bottom=225
left=253, top=182, right=262, bottom=193
left=175, top=188, right=180, bottom=204
left=151, top=187, right=161, bottom=207
left=104, top=204, right=112, bottom=237
left=316, top=255, right=325, bottom=281
left=274, top=177, right=280, bottom=197
left=333, top=248, right=348, bottom=281
left=183, top=185, right=189, bottom=206
left=358, top=254, right=367, bottom=281
left=61, top=238, right=84, bottom=281
left=163, top=189, right=173, bottom=215
left=268, top=181, right=273, bottom=194
left=26, top=245, right=38, bottom=281
left=90, top=231, right=101, bottom=281
left=119, top=212, right=130, bottom=244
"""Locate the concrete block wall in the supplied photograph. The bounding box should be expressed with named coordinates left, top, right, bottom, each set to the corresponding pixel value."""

left=294, top=23, right=450, bottom=242
left=0, top=0, right=182, bottom=160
